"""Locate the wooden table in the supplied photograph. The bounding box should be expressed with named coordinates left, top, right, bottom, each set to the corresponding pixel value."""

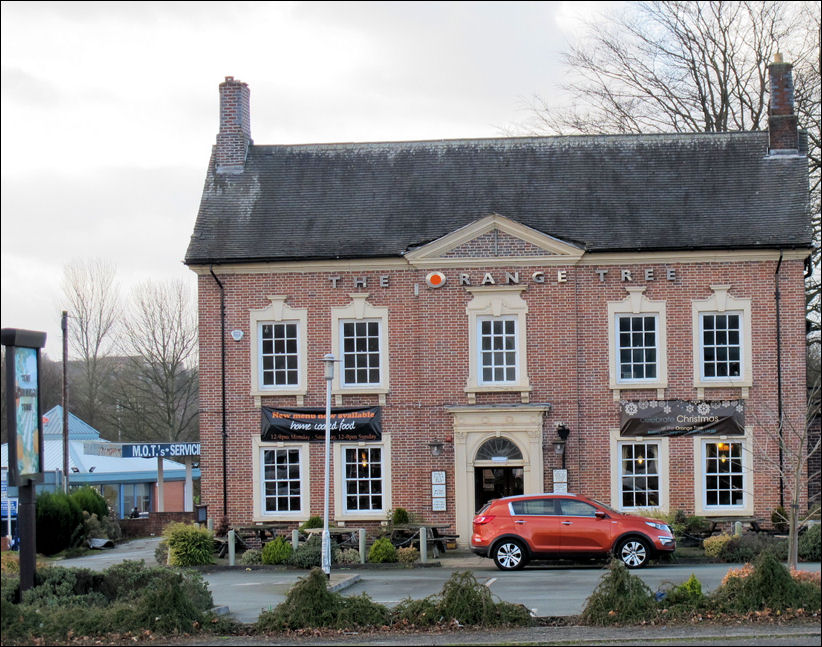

left=302, top=527, right=360, bottom=548
left=233, top=523, right=290, bottom=543
left=389, top=525, right=459, bottom=556
left=705, top=516, right=763, bottom=535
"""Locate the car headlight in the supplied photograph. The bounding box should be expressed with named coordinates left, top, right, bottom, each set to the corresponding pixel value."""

left=645, top=521, right=670, bottom=533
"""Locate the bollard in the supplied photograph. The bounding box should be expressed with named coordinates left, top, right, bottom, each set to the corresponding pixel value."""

left=292, top=529, right=300, bottom=552
left=734, top=521, right=742, bottom=536
left=228, top=529, right=236, bottom=566
left=359, top=528, right=367, bottom=564
left=207, top=518, right=214, bottom=532
left=420, top=526, right=428, bottom=563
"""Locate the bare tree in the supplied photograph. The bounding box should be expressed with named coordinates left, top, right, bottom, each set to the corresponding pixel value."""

left=526, top=0, right=820, bottom=356
left=61, top=259, right=120, bottom=430
left=749, top=381, right=821, bottom=569
left=114, top=280, right=198, bottom=443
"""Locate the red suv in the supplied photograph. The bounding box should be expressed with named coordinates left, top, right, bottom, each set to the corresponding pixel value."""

left=471, top=493, right=675, bottom=570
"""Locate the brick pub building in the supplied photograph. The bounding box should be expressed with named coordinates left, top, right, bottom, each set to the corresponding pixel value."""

left=185, top=59, right=811, bottom=545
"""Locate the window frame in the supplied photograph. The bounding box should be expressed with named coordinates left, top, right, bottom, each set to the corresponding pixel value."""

left=618, top=441, right=661, bottom=510
left=609, top=428, right=669, bottom=513
left=333, top=435, right=392, bottom=521
left=249, top=296, right=308, bottom=402
left=692, top=285, right=752, bottom=393
left=465, top=286, right=531, bottom=403
left=692, top=433, right=753, bottom=516
left=477, top=315, right=520, bottom=386
left=607, top=287, right=668, bottom=396
left=251, top=437, right=310, bottom=521
left=615, top=313, right=660, bottom=383
left=339, top=319, right=383, bottom=388
left=331, top=294, right=390, bottom=403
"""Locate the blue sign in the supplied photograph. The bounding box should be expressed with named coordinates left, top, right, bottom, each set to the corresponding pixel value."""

left=121, top=442, right=201, bottom=458
left=1, top=499, right=18, bottom=517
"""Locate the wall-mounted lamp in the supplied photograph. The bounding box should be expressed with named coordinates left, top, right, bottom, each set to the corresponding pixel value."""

left=88, top=466, right=96, bottom=473
left=71, top=466, right=79, bottom=473
left=428, top=441, right=445, bottom=457
left=553, top=423, right=571, bottom=470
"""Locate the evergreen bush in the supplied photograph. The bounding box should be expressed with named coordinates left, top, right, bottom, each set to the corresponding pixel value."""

left=163, top=522, right=214, bottom=566
left=336, top=548, right=361, bottom=565
left=580, top=559, right=658, bottom=625
left=2, top=561, right=214, bottom=642
left=710, top=549, right=821, bottom=613
left=240, top=549, right=262, bottom=565
left=717, top=534, right=787, bottom=563
left=287, top=534, right=335, bottom=569
left=702, top=533, right=733, bottom=558
left=35, top=491, right=83, bottom=555
left=368, top=537, right=397, bottom=563
left=392, top=508, right=410, bottom=525
left=798, top=523, right=821, bottom=561
left=299, top=516, right=323, bottom=531
left=256, top=567, right=390, bottom=631
left=262, top=536, right=293, bottom=565
left=70, top=486, right=109, bottom=519
left=770, top=506, right=789, bottom=533
left=397, top=546, right=419, bottom=564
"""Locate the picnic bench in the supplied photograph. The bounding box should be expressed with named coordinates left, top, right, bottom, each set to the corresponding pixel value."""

left=302, top=527, right=361, bottom=549
left=705, top=516, right=764, bottom=535
left=388, top=525, right=459, bottom=556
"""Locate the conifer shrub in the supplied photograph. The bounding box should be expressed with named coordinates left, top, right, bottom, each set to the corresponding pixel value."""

left=1, top=561, right=214, bottom=642
left=299, top=516, right=323, bottom=530
left=256, top=568, right=390, bottom=631
left=287, top=533, right=336, bottom=568
left=262, top=536, right=293, bottom=565
left=368, top=537, right=397, bottom=563
left=163, top=522, right=214, bottom=566
left=717, top=533, right=787, bottom=562
left=580, top=559, right=658, bottom=625
left=702, top=533, right=733, bottom=558
left=799, top=523, right=821, bottom=561
left=392, top=507, right=410, bottom=525
left=397, top=546, right=419, bottom=565
left=336, top=548, right=361, bottom=565
left=35, top=490, right=83, bottom=555
left=240, top=548, right=262, bottom=565
left=393, top=571, right=531, bottom=628
left=710, top=549, right=821, bottom=614
left=70, top=486, right=109, bottom=519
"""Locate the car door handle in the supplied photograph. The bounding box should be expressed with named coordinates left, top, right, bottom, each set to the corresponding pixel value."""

left=562, top=521, right=573, bottom=525
left=514, top=520, right=526, bottom=524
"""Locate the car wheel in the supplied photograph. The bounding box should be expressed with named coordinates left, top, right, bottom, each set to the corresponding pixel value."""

left=617, top=537, right=651, bottom=569
left=493, top=539, right=528, bottom=570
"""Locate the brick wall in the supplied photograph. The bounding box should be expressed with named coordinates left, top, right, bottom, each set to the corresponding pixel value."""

left=195, top=254, right=808, bottom=531
left=119, top=511, right=197, bottom=538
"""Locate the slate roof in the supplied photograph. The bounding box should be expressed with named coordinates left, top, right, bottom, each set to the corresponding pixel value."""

left=185, top=131, right=811, bottom=265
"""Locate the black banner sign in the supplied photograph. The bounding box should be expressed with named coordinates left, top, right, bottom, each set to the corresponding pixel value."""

left=619, top=400, right=744, bottom=437
left=261, top=406, right=382, bottom=442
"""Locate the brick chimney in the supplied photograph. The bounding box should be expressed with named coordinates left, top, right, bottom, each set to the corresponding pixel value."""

left=767, top=53, right=798, bottom=153
left=216, top=76, right=252, bottom=174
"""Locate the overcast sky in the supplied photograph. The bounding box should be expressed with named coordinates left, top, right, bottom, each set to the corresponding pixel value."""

left=1, top=1, right=599, bottom=358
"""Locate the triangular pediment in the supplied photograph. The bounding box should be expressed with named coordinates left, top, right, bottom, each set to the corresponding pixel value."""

left=405, top=214, right=584, bottom=268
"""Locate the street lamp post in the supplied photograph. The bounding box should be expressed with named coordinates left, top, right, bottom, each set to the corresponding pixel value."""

left=321, top=353, right=335, bottom=578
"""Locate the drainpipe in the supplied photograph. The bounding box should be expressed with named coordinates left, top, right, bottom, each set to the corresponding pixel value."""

left=774, top=251, right=784, bottom=508
left=209, top=265, right=229, bottom=517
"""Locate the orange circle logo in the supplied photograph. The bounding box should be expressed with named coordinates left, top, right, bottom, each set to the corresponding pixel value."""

left=426, top=271, right=446, bottom=288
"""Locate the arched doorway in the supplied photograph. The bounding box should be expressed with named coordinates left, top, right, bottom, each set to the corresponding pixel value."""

left=473, top=437, right=525, bottom=511
left=450, top=406, right=548, bottom=547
